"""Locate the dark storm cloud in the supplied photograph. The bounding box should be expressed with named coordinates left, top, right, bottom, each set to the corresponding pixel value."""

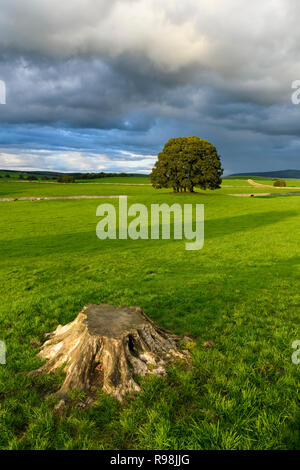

left=0, top=0, right=300, bottom=173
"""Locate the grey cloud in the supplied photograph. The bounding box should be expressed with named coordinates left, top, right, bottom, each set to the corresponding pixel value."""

left=0, top=0, right=300, bottom=173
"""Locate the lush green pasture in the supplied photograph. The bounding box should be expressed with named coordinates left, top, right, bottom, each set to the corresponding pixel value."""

left=0, top=181, right=143, bottom=198
left=255, top=178, right=300, bottom=187
left=0, top=171, right=57, bottom=181
left=223, top=176, right=300, bottom=186
left=0, top=171, right=18, bottom=179
left=1, top=179, right=300, bottom=200
left=222, top=178, right=251, bottom=187
left=0, top=179, right=299, bottom=450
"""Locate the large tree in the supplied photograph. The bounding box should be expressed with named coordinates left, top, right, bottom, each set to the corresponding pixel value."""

left=151, top=136, right=223, bottom=192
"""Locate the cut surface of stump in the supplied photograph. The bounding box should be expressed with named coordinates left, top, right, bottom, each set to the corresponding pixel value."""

left=32, top=304, right=188, bottom=401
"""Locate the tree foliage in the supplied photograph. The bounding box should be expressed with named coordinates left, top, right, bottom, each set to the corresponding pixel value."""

left=273, top=179, right=286, bottom=187
left=151, top=136, right=223, bottom=192
left=57, top=175, right=75, bottom=183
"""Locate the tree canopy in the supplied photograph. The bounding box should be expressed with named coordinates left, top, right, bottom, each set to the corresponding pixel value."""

left=150, top=136, right=223, bottom=192
left=57, top=175, right=75, bottom=183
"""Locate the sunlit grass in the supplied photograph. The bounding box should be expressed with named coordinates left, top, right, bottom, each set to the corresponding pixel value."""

left=0, top=178, right=299, bottom=449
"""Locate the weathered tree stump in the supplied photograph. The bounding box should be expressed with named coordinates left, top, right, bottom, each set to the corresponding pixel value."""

left=32, top=304, right=188, bottom=401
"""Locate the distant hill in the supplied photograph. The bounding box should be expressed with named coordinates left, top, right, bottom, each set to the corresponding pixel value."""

left=229, top=169, right=300, bottom=179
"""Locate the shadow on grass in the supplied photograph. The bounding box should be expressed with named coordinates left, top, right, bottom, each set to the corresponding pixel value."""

left=0, top=210, right=297, bottom=260
left=261, top=193, right=300, bottom=198
left=1, top=250, right=299, bottom=449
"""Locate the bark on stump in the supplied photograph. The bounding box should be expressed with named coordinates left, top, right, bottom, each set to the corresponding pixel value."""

left=32, top=304, right=188, bottom=401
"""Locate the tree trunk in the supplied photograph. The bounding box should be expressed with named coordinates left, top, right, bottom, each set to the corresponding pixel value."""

left=31, top=304, right=189, bottom=402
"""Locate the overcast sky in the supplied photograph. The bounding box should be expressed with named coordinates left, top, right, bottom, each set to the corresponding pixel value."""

left=0, top=0, right=300, bottom=174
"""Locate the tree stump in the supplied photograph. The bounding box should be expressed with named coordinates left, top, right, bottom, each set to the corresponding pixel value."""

left=32, top=304, right=189, bottom=401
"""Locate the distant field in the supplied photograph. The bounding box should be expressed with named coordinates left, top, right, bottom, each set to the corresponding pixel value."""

left=0, top=171, right=28, bottom=180
left=223, top=176, right=300, bottom=185
left=75, top=176, right=150, bottom=184
left=0, top=172, right=150, bottom=185
left=222, top=178, right=252, bottom=187
left=0, top=181, right=150, bottom=198
left=0, top=176, right=299, bottom=450
left=2, top=177, right=300, bottom=200
left=3, top=172, right=299, bottom=188
left=254, top=179, right=300, bottom=187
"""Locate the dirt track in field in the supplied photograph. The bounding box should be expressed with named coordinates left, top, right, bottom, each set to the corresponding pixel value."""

left=247, top=179, right=300, bottom=189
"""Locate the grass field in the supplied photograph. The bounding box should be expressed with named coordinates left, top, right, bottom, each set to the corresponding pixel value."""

left=0, top=177, right=299, bottom=450
left=75, top=176, right=150, bottom=184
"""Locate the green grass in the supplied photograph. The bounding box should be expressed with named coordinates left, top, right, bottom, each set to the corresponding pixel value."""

left=0, top=171, right=24, bottom=180
left=0, top=179, right=299, bottom=450
left=2, top=179, right=300, bottom=200
left=75, top=176, right=150, bottom=184
left=0, top=171, right=57, bottom=181
left=223, top=176, right=300, bottom=188
left=0, top=181, right=150, bottom=198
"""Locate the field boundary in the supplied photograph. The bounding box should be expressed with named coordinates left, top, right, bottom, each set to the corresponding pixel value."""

left=6, top=180, right=151, bottom=186
left=230, top=192, right=300, bottom=197
left=0, top=195, right=127, bottom=201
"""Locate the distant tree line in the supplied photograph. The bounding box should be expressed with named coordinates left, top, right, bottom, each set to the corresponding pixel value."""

left=57, top=172, right=147, bottom=182
left=20, top=174, right=54, bottom=181
left=76, top=172, right=144, bottom=180
left=0, top=171, right=148, bottom=182
left=57, top=175, right=75, bottom=183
